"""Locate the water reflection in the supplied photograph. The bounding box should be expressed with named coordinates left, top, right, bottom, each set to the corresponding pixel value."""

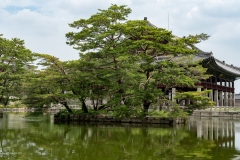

left=0, top=113, right=240, bottom=160
left=189, top=116, right=240, bottom=160
left=189, top=117, right=235, bottom=147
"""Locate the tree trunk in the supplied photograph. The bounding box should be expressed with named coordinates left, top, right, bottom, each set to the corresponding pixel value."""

left=91, top=99, right=97, bottom=111
left=81, top=99, right=88, bottom=113
left=4, top=96, right=9, bottom=106
left=159, top=105, right=163, bottom=111
left=61, top=101, right=73, bottom=113
left=143, top=100, right=150, bottom=116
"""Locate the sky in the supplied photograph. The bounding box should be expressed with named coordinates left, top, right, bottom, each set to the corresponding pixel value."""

left=1, top=0, right=240, bottom=92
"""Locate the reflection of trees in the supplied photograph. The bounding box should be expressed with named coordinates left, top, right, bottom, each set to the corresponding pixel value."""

left=0, top=113, right=218, bottom=160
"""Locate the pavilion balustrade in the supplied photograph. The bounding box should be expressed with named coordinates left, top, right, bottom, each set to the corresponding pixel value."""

left=200, top=81, right=234, bottom=92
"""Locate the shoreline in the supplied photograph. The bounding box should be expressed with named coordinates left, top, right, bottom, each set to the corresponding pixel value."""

left=54, top=114, right=187, bottom=124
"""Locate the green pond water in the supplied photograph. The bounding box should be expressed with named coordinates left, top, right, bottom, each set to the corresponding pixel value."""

left=0, top=112, right=240, bottom=160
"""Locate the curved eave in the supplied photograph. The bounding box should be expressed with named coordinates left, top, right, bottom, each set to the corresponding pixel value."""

left=202, top=57, right=240, bottom=80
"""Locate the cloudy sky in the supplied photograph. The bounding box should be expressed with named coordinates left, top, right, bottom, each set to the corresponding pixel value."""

left=1, top=0, right=240, bottom=92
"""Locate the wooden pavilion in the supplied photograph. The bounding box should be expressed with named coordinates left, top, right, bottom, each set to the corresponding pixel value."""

left=168, top=51, right=240, bottom=108
left=144, top=17, right=240, bottom=108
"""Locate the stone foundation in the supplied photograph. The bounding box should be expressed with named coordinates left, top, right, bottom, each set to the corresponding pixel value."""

left=193, top=110, right=240, bottom=118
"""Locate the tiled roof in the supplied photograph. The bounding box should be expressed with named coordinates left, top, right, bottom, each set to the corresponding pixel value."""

left=144, top=17, right=158, bottom=28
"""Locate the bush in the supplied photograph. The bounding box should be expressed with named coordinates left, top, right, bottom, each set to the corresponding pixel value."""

left=7, top=101, right=27, bottom=108
left=170, top=106, right=189, bottom=118
left=148, top=110, right=169, bottom=117
left=54, top=109, right=71, bottom=118
left=112, top=105, right=143, bottom=118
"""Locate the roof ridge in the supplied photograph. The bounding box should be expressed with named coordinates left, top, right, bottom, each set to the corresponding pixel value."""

left=215, top=58, right=240, bottom=71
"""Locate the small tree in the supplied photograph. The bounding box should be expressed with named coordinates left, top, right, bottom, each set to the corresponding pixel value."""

left=175, top=90, right=215, bottom=114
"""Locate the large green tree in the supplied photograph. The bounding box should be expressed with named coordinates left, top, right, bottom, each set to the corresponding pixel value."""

left=66, top=59, right=100, bottom=113
left=66, top=4, right=211, bottom=115
left=22, top=54, right=75, bottom=112
left=23, top=54, right=100, bottom=113
left=0, top=35, right=34, bottom=106
left=121, top=20, right=211, bottom=114
left=66, top=4, right=142, bottom=113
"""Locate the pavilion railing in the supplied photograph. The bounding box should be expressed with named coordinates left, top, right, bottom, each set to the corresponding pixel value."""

left=200, top=81, right=234, bottom=92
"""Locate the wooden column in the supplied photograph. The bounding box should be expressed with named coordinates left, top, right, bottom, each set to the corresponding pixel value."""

left=228, top=92, right=232, bottom=107
left=219, top=91, right=223, bottom=106
left=224, top=92, right=228, bottom=106
left=232, top=93, right=235, bottom=107
left=214, top=90, right=219, bottom=107
left=209, top=89, right=213, bottom=101
left=172, top=88, right=176, bottom=102
left=209, top=89, right=213, bottom=110
left=197, top=120, right=203, bottom=138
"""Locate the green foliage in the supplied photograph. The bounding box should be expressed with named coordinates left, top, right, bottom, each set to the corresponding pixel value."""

left=148, top=106, right=189, bottom=118
left=148, top=110, right=169, bottom=117
left=8, top=101, right=27, bottom=108
left=63, top=4, right=211, bottom=116
left=54, top=109, right=71, bottom=118
left=66, top=4, right=146, bottom=113
left=0, top=35, right=34, bottom=106
left=111, top=105, right=143, bottom=118
left=22, top=54, right=76, bottom=112
left=170, top=105, right=189, bottom=118
left=155, top=56, right=210, bottom=89
left=175, top=90, right=215, bottom=114
left=9, top=4, right=211, bottom=118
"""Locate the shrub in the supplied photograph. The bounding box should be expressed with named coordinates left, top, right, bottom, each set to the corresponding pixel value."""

left=170, top=106, right=189, bottom=118
left=148, top=110, right=169, bottom=117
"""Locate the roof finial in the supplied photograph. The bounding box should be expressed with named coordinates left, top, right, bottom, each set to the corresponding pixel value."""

left=210, top=51, right=213, bottom=56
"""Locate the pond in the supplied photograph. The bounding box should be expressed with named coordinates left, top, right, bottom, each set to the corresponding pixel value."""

left=0, top=112, right=240, bottom=160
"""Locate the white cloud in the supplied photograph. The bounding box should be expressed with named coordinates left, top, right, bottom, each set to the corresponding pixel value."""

left=186, top=6, right=199, bottom=18
left=0, top=0, right=36, bottom=8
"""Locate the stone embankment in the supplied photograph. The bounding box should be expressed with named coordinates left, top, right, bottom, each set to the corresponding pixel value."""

left=0, top=108, right=60, bottom=113
left=0, top=108, right=42, bottom=112
left=193, top=110, right=240, bottom=118
left=54, top=114, right=186, bottom=124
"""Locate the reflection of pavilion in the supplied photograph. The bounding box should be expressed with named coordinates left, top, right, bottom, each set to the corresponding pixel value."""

left=189, top=116, right=235, bottom=148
